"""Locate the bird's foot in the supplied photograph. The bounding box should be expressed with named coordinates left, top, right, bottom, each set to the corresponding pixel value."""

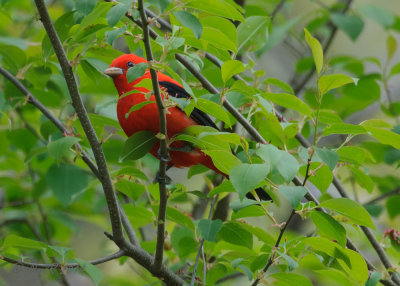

left=155, top=171, right=172, bottom=185
left=157, top=148, right=171, bottom=162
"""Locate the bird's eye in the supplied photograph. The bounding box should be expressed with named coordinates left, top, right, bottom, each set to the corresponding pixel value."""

left=127, top=61, right=135, bottom=68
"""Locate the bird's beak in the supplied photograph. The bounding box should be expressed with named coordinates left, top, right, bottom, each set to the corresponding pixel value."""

left=104, top=67, right=123, bottom=78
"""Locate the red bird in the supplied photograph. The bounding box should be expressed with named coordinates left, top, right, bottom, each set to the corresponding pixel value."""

left=104, top=54, right=222, bottom=174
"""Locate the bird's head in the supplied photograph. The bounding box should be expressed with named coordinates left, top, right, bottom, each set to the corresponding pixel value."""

left=104, top=54, right=147, bottom=95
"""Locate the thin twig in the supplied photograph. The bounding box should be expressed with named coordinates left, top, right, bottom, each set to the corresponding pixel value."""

left=130, top=9, right=399, bottom=285
left=364, top=187, right=400, bottom=205
left=0, top=250, right=126, bottom=269
left=190, top=196, right=219, bottom=286
left=137, top=0, right=169, bottom=275
left=33, top=0, right=123, bottom=243
left=271, top=0, right=287, bottom=21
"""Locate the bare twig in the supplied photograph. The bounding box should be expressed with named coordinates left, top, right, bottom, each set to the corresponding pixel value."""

left=137, top=0, right=169, bottom=275
left=271, top=0, right=287, bottom=21
left=0, top=250, right=126, bottom=269
left=33, top=0, right=123, bottom=243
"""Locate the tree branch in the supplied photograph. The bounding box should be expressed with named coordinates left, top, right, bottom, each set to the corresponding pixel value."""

left=364, top=187, right=400, bottom=205
left=33, top=0, right=123, bottom=243
left=0, top=250, right=126, bottom=269
left=137, top=0, right=169, bottom=275
left=271, top=0, right=287, bottom=21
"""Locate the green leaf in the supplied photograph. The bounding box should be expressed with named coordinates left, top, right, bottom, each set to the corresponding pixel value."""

left=310, top=211, right=346, bottom=247
left=363, top=126, right=400, bottom=150
left=75, top=258, right=103, bottom=286
left=185, top=0, right=244, bottom=22
left=106, top=3, right=129, bottom=27
left=208, top=180, right=235, bottom=197
left=125, top=204, right=154, bottom=228
left=198, top=219, right=222, bottom=242
left=387, top=34, right=397, bottom=62
left=266, top=78, right=294, bottom=94
left=386, top=195, right=400, bottom=219
left=166, top=206, right=195, bottom=230
left=47, top=136, right=80, bottom=164
left=171, top=226, right=196, bottom=258
left=76, top=0, right=97, bottom=15
left=75, top=2, right=111, bottom=36
left=337, top=146, right=375, bottom=165
left=174, top=11, right=202, bottom=39
left=276, top=151, right=299, bottom=182
left=3, top=235, right=47, bottom=251
left=389, top=62, right=400, bottom=77
left=278, top=186, right=307, bottom=209
left=348, top=166, right=374, bottom=193
left=320, top=198, right=375, bottom=229
left=229, top=163, right=270, bottom=200
left=262, top=92, right=312, bottom=117
left=304, top=28, right=324, bottom=74
left=106, top=25, right=127, bottom=45
left=299, top=162, right=333, bottom=192
left=115, top=180, right=145, bottom=200
left=237, top=16, right=269, bottom=53
left=365, top=272, right=382, bottom=286
left=322, top=123, right=367, bottom=136
left=218, top=222, right=253, bottom=249
left=201, top=26, right=237, bottom=52
left=317, top=109, right=343, bottom=124
left=196, top=98, right=231, bottom=126
left=221, top=60, right=246, bottom=84
left=358, top=5, right=395, bottom=29
left=315, top=147, right=339, bottom=171
left=127, top=62, right=147, bottom=83
left=230, top=199, right=262, bottom=213
left=119, top=130, right=158, bottom=162
left=318, top=74, right=356, bottom=95
left=330, top=13, right=364, bottom=40
left=203, top=150, right=241, bottom=174
left=268, top=272, right=312, bottom=286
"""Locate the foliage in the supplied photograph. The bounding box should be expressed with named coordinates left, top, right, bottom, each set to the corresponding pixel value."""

left=0, top=0, right=400, bottom=285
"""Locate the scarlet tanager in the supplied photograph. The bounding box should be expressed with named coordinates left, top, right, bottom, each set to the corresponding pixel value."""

left=104, top=54, right=270, bottom=200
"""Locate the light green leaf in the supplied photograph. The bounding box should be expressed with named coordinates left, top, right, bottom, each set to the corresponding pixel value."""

left=47, top=136, right=80, bottom=163
left=174, top=11, right=202, bottom=39
left=310, top=211, right=346, bottom=247
left=363, top=126, right=400, bottom=150
left=348, top=166, right=374, bottom=193
left=208, top=180, right=236, bottom=197
left=185, top=0, right=244, bottom=22
left=322, top=123, right=367, bottom=136
left=358, top=5, right=395, bottom=29
left=268, top=272, right=312, bottom=286
left=278, top=186, right=308, bottom=209
left=221, top=60, right=246, bottom=84
left=304, top=28, right=324, bottom=74
left=386, top=195, right=400, bottom=219
left=320, top=198, right=375, bottom=229
left=262, top=92, right=312, bottom=117
left=319, top=74, right=356, bottom=95
left=3, top=235, right=47, bottom=251
left=230, top=163, right=270, bottom=200
left=266, top=77, right=294, bottom=94
left=119, top=130, right=158, bottom=162
left=387, top=34, right=397, bottom=62
left=299, top=162, right=333, bottom=192
left=196, top=98, right=231, bottom=126
left=237, top=16, right=269, bottom=53
left=230, top=198, right=262, bottom=213
left=75, top=258, right=103, bottom=286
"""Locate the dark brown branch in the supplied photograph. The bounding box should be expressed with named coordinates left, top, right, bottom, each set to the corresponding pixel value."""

left=33, top=0, right=123, bottom=243
left=271, top=0, right=287, bottom=21
left=137, top=0, right=169, bottom=275
left=0, top=66, right=99, bottom=178
left=364, top=187, right=400, bottom=205
left=0, top=250, right=126, bottom=269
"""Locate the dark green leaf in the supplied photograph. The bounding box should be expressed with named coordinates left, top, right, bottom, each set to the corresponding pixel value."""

left=75, top=258, right=103, bottom=286
left=198, top=219, right=222, bottom=242
left=185, top=0, right=244, bottom=22
left=358, top=5, right=395, bottom=29
left=278, top=186, right=307, bottom=209
left=262, top=92, right=312, bottom=117
left=127, top=62, right=147, bottom=83
left=310, top=211, right=346, bottom=246
left=331, top=13, right=364, bottom=40
left=218, top=222, right=253, bottom=249
left=268, top=272, right=312, bottom=286
left=47, top=136, right=80, bottom=163
left=47, top=164, right=88, bottom=207
left=119, top=130, right=158, bottom=162
left=386, top=195, right=400, bottom=219
left=106, top=3, right=129, bottom=27
left=315, top=147, right=339, bottom=171
left=230, top=199, right=262, bottom=213
left=320, top=198, right=375, bottom=229
left=106, top=25, right=127, bottom=45
left=3, top=235, right=47, bottom=251
left=237, top=16, right=269, bottom=54
left=76, top=0, right=97, bottom=15
left=229, top=163, right=270, bottom=200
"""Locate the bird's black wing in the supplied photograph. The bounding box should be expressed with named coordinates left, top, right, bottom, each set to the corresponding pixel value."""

left=159, top=81, right=219, bottom=130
